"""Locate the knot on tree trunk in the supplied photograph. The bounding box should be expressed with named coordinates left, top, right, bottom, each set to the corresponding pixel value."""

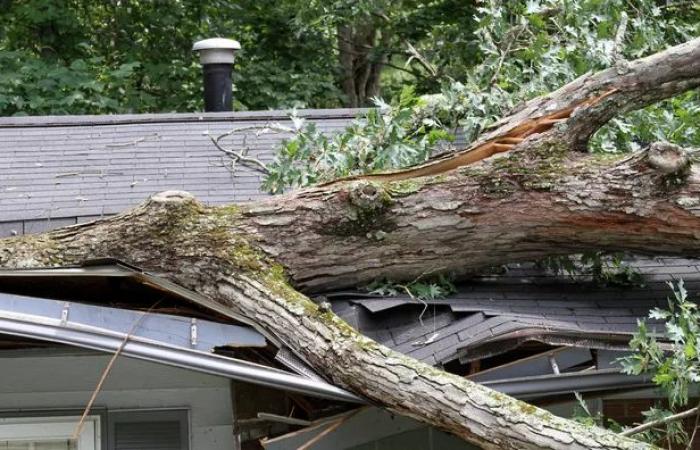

left=647, top=142, right=690, bottom=174
left=150, top=190, right=197, bottom=205
left=143, top=190, right=204, bottom=219
left=349, top=181, right=388, bottom=210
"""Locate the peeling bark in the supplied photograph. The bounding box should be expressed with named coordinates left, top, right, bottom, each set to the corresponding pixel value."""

left=3, top=38, right=700, bottom=450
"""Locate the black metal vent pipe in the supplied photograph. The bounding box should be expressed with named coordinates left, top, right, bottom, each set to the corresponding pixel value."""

left=193, top=38, right=241, bottom=112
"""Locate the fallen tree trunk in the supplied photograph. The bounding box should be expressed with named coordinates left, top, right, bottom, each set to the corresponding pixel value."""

left=3, top=37, right=700, bottom=450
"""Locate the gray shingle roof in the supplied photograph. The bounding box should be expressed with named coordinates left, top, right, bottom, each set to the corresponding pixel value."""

left=0, top=109, right=364, bottom=236
left=328, top=258, right=694, bottom=366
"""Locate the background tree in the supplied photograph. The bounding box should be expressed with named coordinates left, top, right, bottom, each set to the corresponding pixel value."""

left=0, top=0, right=341, bottom=113
left=0, top=0, right=478, bottom=114
left=293, top=0, right=478, bottom=106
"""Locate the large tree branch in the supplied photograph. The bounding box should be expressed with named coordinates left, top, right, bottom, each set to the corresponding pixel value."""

left=0, top=191, right=655, bottom=450
left=3, top=38, right=700, bottom=449
left=238, top=141, right=699, bottom=292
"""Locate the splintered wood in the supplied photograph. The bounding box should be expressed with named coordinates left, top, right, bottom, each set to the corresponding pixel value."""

left=326, top=88, right=618, bottom=185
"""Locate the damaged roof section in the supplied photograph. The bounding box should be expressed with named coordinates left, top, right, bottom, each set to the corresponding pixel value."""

left=0, top=259, right=362, bottom=404
left=329, top=258, right=695, bottom=367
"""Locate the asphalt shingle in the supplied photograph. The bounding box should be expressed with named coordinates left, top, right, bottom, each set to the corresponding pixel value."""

left=332, top=259, right=693, bottom=364
left=0, top=109, right=363, bottom=232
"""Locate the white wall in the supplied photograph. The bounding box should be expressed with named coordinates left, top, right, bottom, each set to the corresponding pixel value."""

left=0, top=351, right=234, bottom=450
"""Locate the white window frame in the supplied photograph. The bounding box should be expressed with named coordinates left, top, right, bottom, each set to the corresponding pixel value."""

left=0, top=415, right=100, bottom=450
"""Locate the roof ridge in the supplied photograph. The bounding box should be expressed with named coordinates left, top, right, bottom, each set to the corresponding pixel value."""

left=0, top=108, right=369, bottom=129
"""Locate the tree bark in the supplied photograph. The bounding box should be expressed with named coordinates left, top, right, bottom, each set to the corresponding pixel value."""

left=3, top=38, right=700, bottom=449
left=336, top=22, right=386, bottom=107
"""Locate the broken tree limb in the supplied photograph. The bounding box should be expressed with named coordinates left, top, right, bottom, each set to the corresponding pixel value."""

left=4, top=38, right=700, bottom=449
left=241, top=141, right=700, bottom=292
left=327, top=36, right=700, bottom=184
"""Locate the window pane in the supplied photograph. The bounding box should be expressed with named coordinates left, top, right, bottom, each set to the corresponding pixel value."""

left=114, top=421, right=181, bottom=450
left=0, top=440, right=77, bottom=450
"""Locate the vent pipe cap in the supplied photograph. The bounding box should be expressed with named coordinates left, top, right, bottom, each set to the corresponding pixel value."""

left=193, top=38, right=241, bottom=65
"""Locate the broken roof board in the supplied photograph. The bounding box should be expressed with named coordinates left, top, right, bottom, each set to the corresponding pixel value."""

left=261, top=407, right=476, bottom=450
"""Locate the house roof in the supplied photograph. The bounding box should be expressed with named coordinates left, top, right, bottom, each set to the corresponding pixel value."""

left=329, top=257, right=694, bottom=367
left=0, top=109, right=364, bottom=236
left=0, top=107, right=691, bottom=403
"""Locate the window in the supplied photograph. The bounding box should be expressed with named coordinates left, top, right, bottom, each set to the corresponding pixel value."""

left=0, top=416, right=100, bottom=450
left=0, top=410, right=188, bottom=450
left=108, top=410, right=188, bottom=450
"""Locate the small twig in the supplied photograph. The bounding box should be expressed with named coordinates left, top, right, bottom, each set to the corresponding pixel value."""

left=206, top=133, right=270, bottom=175
left=685, top=399, right=700, bottom=450
left=405, top=41, right=438, bottom=78
left=399, top=283, right=429, bottom=327
left=105, top=133, right=159, bottom=148
left=396, top=266, right=446, bottom=327
left=71, top=301, right=160, bottom=439
left=490, top=25, right=525, bottom=85
left=206, top=122, right=299, bottom=176
left=215, top=123, right=295, bottom=141
left=55, top=172, right=81, bottom=178
left=620, top=405, right=699, bottom=437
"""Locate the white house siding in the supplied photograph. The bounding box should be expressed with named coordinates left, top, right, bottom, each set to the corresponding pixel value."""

left=0, top=351, right=234, bottom=450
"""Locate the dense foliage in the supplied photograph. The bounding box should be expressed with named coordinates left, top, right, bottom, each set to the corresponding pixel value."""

left=264, top=0, right=700, bottom=192
left=0, top=0, right=478, bottom=115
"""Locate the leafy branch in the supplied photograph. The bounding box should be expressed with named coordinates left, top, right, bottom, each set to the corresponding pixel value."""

left=616, top=280, right=700, bottom=448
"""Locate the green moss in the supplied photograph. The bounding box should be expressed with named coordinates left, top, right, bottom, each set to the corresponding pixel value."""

left=588, top=152, right=626, bottom=165
left=387, top=179, right=426, bottom=196
left=428, top=174, right=449, bottom=184
left=518, top=402, right=538, bottom=415
left=227, top=240, right=264, bottom=271
left=463, top=141, right=570, bottom=196
left=215, top=204, right=242, bottom=216
left=13, top=235, right=64, bottom=266
left=257, top=264, right=370, bottom=337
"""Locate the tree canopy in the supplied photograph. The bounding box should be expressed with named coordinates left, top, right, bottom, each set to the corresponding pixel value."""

left=3, top=0, right=695, bottom=117
left=0, top=0, right=475, bottom=113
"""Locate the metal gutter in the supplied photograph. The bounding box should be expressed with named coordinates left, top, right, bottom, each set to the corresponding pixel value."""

left=0, top=261, right=345, bottom=400
left=0, top=261, right=281, bottom=346
left=0, top=292, right=266, bottom=351
left=481, top=368, right=651, bottom=400
left=0, top=308, right=363, bottom=404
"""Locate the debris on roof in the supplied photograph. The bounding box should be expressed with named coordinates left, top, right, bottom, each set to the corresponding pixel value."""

left=329, top=258, right=692, bottom=369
